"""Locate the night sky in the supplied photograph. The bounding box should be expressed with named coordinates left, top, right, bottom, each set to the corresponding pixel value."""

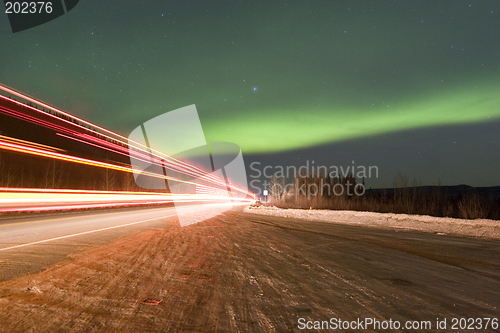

left=1, top=0, right=499, bottom=188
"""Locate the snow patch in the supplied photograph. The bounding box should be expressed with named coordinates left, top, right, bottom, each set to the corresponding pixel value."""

left=244, top=205, right=500, bottom=239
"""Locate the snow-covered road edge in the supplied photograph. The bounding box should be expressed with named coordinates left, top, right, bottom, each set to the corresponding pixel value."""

left=244, top=205, right=500, bottom=240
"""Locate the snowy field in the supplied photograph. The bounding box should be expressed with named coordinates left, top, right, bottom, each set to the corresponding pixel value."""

left=244, top=205, right=500, bottom=240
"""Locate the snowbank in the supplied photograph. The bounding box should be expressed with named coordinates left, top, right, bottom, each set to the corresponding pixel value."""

left=244, top=205, right=500, bottom=239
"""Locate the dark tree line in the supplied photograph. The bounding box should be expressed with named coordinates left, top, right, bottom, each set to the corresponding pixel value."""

left=267, top=172, right=500, bottom=220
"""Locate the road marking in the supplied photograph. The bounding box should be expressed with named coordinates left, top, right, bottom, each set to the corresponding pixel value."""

left=0, top=214, right=177, bottom=252
left=0, top=207, right=176, bottom=228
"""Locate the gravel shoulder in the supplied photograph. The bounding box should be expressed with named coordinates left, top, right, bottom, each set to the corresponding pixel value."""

left=0, top=209, right=498, bottom=332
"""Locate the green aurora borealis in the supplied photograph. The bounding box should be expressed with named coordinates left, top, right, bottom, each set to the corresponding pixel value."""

left=1, top=0, right=500, bottom=186
left=205, top=78, right=500, bottom=153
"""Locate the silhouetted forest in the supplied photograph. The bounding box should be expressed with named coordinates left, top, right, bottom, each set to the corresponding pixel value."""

left=267, top=172, right=500, bottom=220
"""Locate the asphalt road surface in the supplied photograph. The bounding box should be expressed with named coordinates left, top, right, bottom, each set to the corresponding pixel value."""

left=0, top=204, right=221, bottom=281
left=0, top=208, right=498, bottom=332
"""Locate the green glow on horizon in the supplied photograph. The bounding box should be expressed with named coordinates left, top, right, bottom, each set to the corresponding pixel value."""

left=203, top=80, right=500, bottom=153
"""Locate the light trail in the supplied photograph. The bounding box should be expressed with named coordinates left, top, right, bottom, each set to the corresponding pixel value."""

left=0, top=138, right=218, bottom=190
left=55, top=133, right=128, bottom=158
left=0, top=92, right=252, bottom=197
left=0, top=134, right=256, bottom=200
left=0, top=83, right=257, bottom=210
left=57, top=132, right=222, bottom=183
left=0, top=187, right=254, bottom=213
left=0, top=85, right=227, bottom=185
left=0, top=96, right=225, bottom=186
left=0, top=134, right=65, bottom=153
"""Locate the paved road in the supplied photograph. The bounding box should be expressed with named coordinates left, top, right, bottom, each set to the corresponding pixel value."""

left=0, top=208, right=498, bottom=332
left=0, top=204, right=229, bottom=281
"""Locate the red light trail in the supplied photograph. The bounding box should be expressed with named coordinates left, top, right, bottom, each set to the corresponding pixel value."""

left=0, top=83, right=253, bottom=197
left=0, top=187, right=253, bottom=213
left=0, top=84, right=225, bottom=185
left=0, top=83, right=256, bottom=213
